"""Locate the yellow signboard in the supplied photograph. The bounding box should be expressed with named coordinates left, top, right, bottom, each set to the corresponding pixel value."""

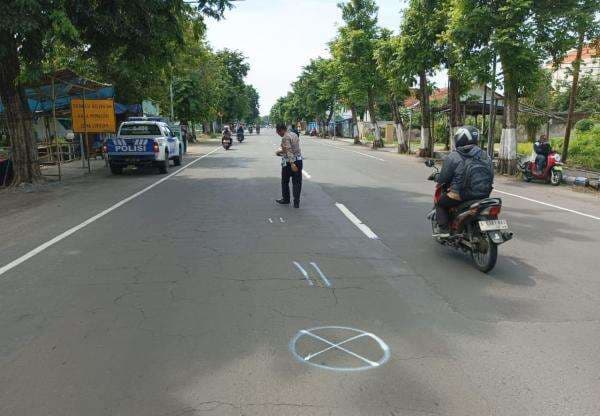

left=71, top=98, right=116, bottom=133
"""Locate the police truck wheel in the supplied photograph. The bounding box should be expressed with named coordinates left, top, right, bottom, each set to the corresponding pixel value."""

left=110, top=164, right=123, bottom=175
left=158, top=154, right=169, bottom=174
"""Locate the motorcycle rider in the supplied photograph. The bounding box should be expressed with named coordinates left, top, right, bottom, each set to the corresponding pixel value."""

left=534, top=134, right=551, bottom=173
left=291, top=124, right=300, bottom=138
left=435, top=126, right=494, bottom=237
left=237, top=124, right=244, bottom=136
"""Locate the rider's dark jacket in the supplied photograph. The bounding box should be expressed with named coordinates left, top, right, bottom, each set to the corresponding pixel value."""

left=437, top=145, right=493, bottom=199
left=534, top=141, right=551, bottom=156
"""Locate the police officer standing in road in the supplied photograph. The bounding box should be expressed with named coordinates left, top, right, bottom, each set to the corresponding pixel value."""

left=275, top=124, right=303, bottom=208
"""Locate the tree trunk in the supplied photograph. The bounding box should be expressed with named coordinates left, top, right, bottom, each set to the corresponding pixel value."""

left=325, top=103, right=334, bottom=138
left=350, top=105, right=360, bottom=144
left=448, top=73, right=462, bottom=151
left=190, top=123, right=196, bottom=143
left=317, top=117, right=324, bottom=138
left=562, top=30, right=585, bottom=163
left=498, top=65, right=518, bottom=175
left=418, top=71, right=432, bottom=157
left=390, top=93, right=408, bottom=153
left=0, top=33, right=40, bottom=185
left=367, top=89, right=381, bottom=149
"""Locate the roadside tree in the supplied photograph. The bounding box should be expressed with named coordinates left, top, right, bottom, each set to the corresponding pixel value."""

left=0, top=0, right=233, bottom=185
left=447, top=0, right=578, bottom=174
left=396, top=0, right=445, bottom=157
left=331, top=0, right=385, bottom=148
left=560, top=1, right=600, bottom=163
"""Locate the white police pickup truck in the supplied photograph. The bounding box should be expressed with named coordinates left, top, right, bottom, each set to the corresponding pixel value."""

left=105, top=120, right=183, bottom=175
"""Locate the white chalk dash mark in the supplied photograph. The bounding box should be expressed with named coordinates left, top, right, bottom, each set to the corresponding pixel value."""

left=268, top=218, right=274, bottom=223
left=302, top=170, right=312, bottom=179
left=310, top=262, right=332, bottom=288
left=0, top=147, right=222, bottom=278
left=279, top=217, right=286, bottom=223
left=335, top=203, right=379, bottom=240
left=293, top=262, right=314, bottom=286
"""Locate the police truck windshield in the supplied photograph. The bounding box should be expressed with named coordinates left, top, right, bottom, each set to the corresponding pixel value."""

left=120, top=124, right=162, bottom=136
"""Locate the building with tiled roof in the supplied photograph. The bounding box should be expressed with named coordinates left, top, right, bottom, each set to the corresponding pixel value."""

left=547, top=45, right=599, bottom=87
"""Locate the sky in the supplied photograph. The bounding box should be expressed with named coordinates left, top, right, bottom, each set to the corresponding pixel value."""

left=206, top=0, right=420, bottom=116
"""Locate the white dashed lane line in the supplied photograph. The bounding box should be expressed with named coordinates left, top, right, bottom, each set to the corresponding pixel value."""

left=335, top=203, right=379, bottom=240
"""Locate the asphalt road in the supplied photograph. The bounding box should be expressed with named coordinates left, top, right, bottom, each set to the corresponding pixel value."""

left=1, top=130, right=599, bottom=415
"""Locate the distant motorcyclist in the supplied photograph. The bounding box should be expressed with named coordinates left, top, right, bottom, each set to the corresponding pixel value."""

left=222, top=126, right=232, bottom=138
left=534, top=134, right=551, bottom=173
left=291, top=125, right=300, bottom=137
left=237, top=125, right=244, bottom=135
left=435, top=126, right=494, bottom=237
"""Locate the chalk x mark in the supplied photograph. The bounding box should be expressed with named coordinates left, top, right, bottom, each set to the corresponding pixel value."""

left=289, top=326, right=391, bottom=371
left=304, top=332, right=369, bottom=362
left=300, top=330, right=378, bottom=366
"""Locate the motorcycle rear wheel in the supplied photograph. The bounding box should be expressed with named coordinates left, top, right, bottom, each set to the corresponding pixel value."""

left=471, top=232, right=498, bottom=273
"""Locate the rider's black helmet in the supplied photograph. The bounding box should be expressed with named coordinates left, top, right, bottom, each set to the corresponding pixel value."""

left=454, top=126, right=480, bottom=148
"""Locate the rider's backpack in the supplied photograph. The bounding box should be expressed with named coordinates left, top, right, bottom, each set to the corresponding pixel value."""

left=461, top=155, right=493, bottom=200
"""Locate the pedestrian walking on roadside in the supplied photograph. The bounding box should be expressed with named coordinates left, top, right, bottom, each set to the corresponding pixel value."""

left=275, top=123, right=303, bottom=208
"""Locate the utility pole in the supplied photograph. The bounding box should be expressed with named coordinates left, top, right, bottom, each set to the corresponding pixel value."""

left=487, top=53, right=497, bottom=159
left=169, top=81, right=174, bottom=120
left=170, top=77, right=175, bottom=121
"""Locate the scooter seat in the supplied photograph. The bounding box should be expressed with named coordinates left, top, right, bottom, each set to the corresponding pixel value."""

left=469, top=198, right=502, bottom=209
left=452, top=198, right=501, bottom=214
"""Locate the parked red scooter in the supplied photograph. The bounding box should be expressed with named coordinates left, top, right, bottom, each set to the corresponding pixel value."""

left=519, top=151, right=563, bottom=186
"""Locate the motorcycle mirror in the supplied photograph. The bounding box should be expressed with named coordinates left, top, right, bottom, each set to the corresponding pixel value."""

left=425, top=159, right=435, bottom=167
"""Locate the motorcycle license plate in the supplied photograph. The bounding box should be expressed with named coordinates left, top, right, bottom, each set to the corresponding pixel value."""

left=479, top=220, right=508, bottom=231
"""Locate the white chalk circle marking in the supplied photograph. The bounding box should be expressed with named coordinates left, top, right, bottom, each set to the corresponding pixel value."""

left=290, top=326, right=390, bottom=371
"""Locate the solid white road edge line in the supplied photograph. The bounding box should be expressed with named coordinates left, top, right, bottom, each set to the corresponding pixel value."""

left=313, top=140, right=385, bottom=162
left=335, top=203, right=379, bottom=240
left=0, top=147, right=221, bottom=277
left=302, top=170, right=312, bottom=179
left=494, top=189, right=600, bottom=221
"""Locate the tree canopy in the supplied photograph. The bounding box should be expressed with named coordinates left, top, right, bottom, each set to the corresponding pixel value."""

left=0, top=0, right=263, bottom=184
